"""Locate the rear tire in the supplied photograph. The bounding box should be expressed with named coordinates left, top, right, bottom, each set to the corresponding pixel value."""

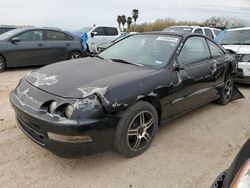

left=68, top=51, right=82, bottom=60
left=0, top=56, right=6, bottom=72
left=113, top=101, right=158, bottom=158
left=216, top=75, right=234, bottom=105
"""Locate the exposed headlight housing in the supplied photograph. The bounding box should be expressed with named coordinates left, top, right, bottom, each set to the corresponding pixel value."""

left=49, top=101, right=57, bottom=113
left=64, top=104, right=74, bottom=118
left=241, top=54, right=250, bottom=62
left=230, top=159, right=250, bottom=188
left=47, top=132, right=93, bottom=143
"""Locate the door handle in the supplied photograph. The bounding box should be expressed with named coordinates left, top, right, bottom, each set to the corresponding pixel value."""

left=38, top=43, right=44, bottom=47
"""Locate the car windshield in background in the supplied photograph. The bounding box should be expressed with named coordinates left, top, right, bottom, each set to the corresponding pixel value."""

left=79, top=26, right=93, bottom=33
left=221, top=29, right=250, bottom=45
left=0, top=28, right=25, bottom=40
left=163, top=27, right=193, bottom=33
left=99, top=35, right=181, bottom=68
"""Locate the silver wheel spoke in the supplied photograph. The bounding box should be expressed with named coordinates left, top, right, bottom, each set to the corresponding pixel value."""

left=128, top=129, right=138, bottom=136
left=133, top=137, right=141, bottom=150
left=139, top=112, right=145, bottom=126
left=144, top=117, right=154, bottom=130
left=144, top=132, right=151, bottom=142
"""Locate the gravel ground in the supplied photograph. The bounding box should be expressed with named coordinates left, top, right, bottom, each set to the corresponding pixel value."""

left=0, top=68, right=250, bottom=188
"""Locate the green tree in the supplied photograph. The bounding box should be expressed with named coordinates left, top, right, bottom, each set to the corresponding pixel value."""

left=132, top=9, right=139, bottom=31
left=116, top=15, right=122, bottom=30
left=121, top=15, right=127, bottom=31
left=127, top=17, right=133, bottom=30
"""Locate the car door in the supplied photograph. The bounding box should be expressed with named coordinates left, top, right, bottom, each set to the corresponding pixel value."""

left=7, top=30, right=45, bottom=67
left=88, top=27, right=106, bottom=51
left=169, top=36, right=219, bottom=115
left=43, top=30, right=73, bottom=64
left=103, top=27, right=119, bottom=44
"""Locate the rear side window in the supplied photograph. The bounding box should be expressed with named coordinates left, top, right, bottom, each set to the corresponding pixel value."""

left=17, top=30, right=43, bottom=41
left=92, top=27, right=106, bottom=36
left=207, top=40, right=224, bottom=57
left=46, top=30, right=69, bottom=41
left=194, top=28, right=203, bottom=34
left=106, top=27, right=118, bottom=36
left=178, top=37, right=210, bottom=65
left=204, top=29, right=214, bottom=39
left=213, top=29, right=221, bottom=36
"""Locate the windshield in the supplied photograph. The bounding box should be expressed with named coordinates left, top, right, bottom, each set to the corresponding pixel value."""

left=221, top=29, right=250, bottom=45
left=99, top=35, right=181, bottom=68
left=79, top=26, right=93, bottom=33
left=164, top=27, right=193, bottom=33
left=0, top=28, right=26, bottom=40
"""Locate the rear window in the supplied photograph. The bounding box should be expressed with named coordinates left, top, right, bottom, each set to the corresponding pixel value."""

left=194, top=28, right=203, bottom=34
left=106, top=27, right=118, bottom=36
left=164, top=27, right=193, bottom=33
left=46, top=30, right=71, bottom=41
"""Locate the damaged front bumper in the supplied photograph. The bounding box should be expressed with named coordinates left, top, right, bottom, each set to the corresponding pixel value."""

left=9, top=81, right=120, bottom=157
left=234, top=62, right=250, bottom=84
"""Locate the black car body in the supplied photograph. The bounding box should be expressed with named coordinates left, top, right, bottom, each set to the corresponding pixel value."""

left=0, top=25, right=17, bottom=35
left=211, top=139, right=250, bottom=188
left=0, top=27, right=83, bottom=72
left=10, top=32, right=243, bottom=157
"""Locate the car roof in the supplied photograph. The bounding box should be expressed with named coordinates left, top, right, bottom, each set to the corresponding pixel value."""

left=227, top=27, right=250, bottom=31
left=137, top=31, right=207, bottom=38
left=0, top=25, right=18, bottom=29
left=168, top=25, right=220, bottom=30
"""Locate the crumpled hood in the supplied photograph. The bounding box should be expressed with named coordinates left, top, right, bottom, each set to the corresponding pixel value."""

left=222, top=45, right=250, bottom=54
left=25, top=57, right=157, bottom=99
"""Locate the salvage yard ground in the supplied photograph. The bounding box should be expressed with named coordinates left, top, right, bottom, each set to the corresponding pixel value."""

left=0, top=68, right=250, bottom=188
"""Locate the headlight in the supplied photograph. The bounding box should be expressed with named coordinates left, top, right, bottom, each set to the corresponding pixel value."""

left=230, top=159, right=250, bottom=188
left=64, top=104, right=74, bottom=118
left=49, top=101, right=57, bottom=113
left=241, top=55, right=250, bottom=62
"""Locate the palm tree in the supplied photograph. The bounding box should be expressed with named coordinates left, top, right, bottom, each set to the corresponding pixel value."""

left=116, top=15, right=122, bottom=30
left=121, top=15, right=127, bottom=31
left=132, top=9, right=139, bottom=31
left=127, top=17, right=133, bottom=30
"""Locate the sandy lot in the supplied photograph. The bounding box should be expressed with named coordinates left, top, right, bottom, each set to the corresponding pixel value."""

left=0, top=68, right=249, bottom=188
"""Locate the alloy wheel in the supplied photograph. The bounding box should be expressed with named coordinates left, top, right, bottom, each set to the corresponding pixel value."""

left=127, top=111, right=155, bottom=151
left=71, top=54, right=81, bottom=59
left=224, top=79, right=233, bottom=100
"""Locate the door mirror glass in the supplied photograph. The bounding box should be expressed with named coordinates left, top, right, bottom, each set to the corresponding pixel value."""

left=10, top=37, right=21, bottom=43
left=91, top=32, right=98, bottom=38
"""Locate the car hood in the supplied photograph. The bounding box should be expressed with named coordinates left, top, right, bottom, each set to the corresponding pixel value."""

left=25, top=57, right=158, bottom=100
left=222, top=45, right=250, bottom=54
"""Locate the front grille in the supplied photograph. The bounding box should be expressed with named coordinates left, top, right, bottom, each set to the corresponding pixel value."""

left=16, top=116, right=45, bottom=146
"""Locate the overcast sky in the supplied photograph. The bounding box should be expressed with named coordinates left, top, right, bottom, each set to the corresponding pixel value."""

left=1, top=0, right=250, bottom=30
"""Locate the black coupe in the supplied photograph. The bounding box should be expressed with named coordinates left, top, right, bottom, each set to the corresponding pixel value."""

left=10, top=32, right=243, bottom=157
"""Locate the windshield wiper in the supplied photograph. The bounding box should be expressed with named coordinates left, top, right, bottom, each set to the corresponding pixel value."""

left=110, top=59, right=142, bottom=66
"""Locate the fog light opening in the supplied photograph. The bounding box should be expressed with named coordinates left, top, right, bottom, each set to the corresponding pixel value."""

left=47, top=132, right=93, bottom=143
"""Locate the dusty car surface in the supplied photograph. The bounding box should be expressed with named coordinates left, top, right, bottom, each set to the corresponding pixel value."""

left=211, top=139, right=250, bottom=188
left=0, top=27, right=83, bottom=72
left=220, top=27, right=250, bottom=84
left=10, top=32, right=243, bottom=157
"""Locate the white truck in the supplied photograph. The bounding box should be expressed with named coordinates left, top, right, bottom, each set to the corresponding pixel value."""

left=79, top=25, right=121, bottom=53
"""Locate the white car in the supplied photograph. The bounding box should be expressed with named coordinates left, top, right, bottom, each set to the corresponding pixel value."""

left=79, top=25, right=121, bottom=53
left=163, top=26, right=221, bottom=40
left=220, top=27, right=250, bottom=83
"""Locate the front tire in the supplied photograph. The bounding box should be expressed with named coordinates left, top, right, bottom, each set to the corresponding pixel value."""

left=0, top=56, right=6, bottom=72
left=217, top=75, right=234, bottom=105
left=113, top=101, right=158, bottom=158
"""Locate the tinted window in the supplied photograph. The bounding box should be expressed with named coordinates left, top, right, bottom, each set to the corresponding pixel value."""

left=207, top=40, right=224, bottom=57
left=204, top=29, right=214, bottom=39
left=46, top=30, right=69, bottom=41
left=92, top=27, right=106, bottom=36
left=17, top=30, right=43, bottom=41
left=194, top=28, right=203, bottom=34
left=99, top=35, right=181, bottom=68
left=106, top=27, right=118, bottom=36
left=178, top=37, right=210, bottom=65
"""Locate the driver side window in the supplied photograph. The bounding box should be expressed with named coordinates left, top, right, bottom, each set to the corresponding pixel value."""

left=178, top=37, right=210, bottom=66
left=16, top=30, right=43, bottom=41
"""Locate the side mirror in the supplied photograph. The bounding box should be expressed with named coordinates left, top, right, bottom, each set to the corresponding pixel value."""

left=172, top=63, right=184, bottom=71
left=226, top=49, right=237, bottom=54
left=10, top=37, right=21, bottom=43
left=90, top=32, right=98, bottom=38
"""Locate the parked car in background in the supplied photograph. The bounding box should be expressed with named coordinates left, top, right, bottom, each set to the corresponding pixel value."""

left=0, top=25, right=17, bottom=35
left=10, top=32, right=243, bottom=157
left=78, top=25, right=121, bottom=53
left=211, top=138, right=250, bottom=188
left=0, top=27, right=83, bottom=72
left=219, top=27, right=250, bottom=83
left=163, top=26, right=221, bottom=40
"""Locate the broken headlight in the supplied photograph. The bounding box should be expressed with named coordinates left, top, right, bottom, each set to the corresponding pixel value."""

left=241, top=54, right=250, bottom=62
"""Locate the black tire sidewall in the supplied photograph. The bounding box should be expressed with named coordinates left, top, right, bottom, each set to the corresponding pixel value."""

left=113, top=101, right=158, bottom=158
left=0, top=56, right=6, bottom=72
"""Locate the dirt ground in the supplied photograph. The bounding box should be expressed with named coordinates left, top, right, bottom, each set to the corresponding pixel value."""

left=0, top=68, right=250, bottom=188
